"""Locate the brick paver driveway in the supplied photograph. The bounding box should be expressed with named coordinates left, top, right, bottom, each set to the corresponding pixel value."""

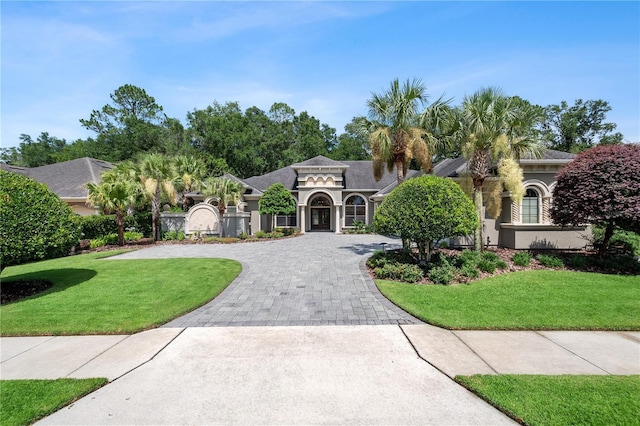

left=111, top=233, right=421, bottom=326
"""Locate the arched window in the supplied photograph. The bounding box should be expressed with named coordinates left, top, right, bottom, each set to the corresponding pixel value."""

left=311, top=195, right=331, bottom=206
left=345, top=195, right=366, bottom=226
left=521, top=188, right=540, bottom=223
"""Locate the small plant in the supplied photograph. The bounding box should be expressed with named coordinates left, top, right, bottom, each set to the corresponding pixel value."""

left=375, top=263, right=423, bottom=283
left=566, top=254, right=588, bottom=269
left=513, top=252, right=532, bottom=267
left=477, top=259, right=496, bottom=274
left=481, top=251, right=500, bottom=263
left=162, top=231, right=177, bottom=241
left=124, top=231, right=143, bottom=241
left=238, top=232, right=249, bottom=240
left=255, top=230, right=267, bottom=239
left=428, top=262, right=456, bottom=285
left=367, top=250, right=388, bottom=269
left=537, top=254, right=564, bottom=268
left=495, top=259, right=508, bottom=270
left=460, top=264, right=480, bottom=279
left=457, top=250, right=480, bottom=268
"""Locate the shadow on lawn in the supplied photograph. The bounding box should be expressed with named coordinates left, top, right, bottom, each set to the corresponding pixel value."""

left=1, top=269, right=98, bottom=305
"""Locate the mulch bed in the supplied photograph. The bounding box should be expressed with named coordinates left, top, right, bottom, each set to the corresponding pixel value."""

left=1, top=279, right=53, bottom=305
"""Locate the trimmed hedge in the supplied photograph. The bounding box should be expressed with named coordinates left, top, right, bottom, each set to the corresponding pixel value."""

left=0, top=170, right=81, bottom=270
left=79, top=212, right=152, bottom=239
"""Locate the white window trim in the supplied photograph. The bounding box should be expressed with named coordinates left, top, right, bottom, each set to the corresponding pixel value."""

left=343, top=193, right=368, bottom=228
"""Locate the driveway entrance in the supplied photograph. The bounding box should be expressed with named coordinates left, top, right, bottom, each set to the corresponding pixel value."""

left=110, top=233, right=420, bottom=326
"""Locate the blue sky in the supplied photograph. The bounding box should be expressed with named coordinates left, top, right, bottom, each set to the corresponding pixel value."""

left=2, top=1, right=639, bottom=149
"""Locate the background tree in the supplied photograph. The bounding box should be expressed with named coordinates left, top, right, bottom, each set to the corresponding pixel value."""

left=137, top=153, right=177, bottom=241
left=0, top=133, right=67, bottom=167
left=551, top=144, right=640, bottom=256
left=80, top=84, right=167, bottom=161
left=0, top=170, right=81, bottom=271
left=86, top=176, right=142, bottom=246
left=374, top=175, right=478, bottom=263
left=258, top=183, right=297, bottom=231
left=540, top=99, right=624, bottom=153
left=363, top=78, right=449, bottom=183
left=452, top=87, right=542, bottom=251
left=328, top=117, right=371, bottom=161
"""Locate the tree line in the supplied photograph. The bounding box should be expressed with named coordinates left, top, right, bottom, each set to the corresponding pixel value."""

left=0, top=83, right=627, bottom=178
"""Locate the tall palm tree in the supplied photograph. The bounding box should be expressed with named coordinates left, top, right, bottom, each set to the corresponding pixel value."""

left=201, top=177, right=244, bottom=237
left=174, top=155, right=206, bottom=211
left=138, top=153, right=177, bottom=241
left=86, top=176, right=141, bottom=246
left=453, top=87, right=542, bottom=251
left=364, top=78, right=450, bottom=183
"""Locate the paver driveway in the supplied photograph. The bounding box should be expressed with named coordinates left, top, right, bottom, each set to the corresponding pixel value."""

left=111, top=233, right=421, bottom=326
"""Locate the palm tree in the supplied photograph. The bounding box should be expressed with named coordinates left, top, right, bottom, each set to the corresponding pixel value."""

left=174, top=155, right=206, bottom=211
left=138, top=153, right=177, bottom=241
left=86, top=176, right=141, bottom=246
left=452, top=87, right=542, bottom=251
left=364, top=78, right=450, bottom=183
left=201, top=177, right=244, bottom=237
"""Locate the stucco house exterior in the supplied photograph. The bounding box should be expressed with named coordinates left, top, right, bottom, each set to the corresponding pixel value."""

left=0, top=157, right=114, bottom=215
left=196, top=149, right=588, bottom=250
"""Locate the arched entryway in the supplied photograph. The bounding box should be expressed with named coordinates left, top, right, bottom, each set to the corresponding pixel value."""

left=310, top=194, right=332, bottom=231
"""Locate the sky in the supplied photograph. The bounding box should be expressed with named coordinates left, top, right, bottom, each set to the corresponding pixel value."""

left=2, top=1, right=639, bottom=149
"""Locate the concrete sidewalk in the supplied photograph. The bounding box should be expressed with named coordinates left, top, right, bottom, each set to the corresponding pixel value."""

left=1, top=325, right=639, bottom=424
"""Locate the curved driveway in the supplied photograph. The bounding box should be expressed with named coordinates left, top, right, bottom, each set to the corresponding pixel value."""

left=111, top=233, right=421, bottom=326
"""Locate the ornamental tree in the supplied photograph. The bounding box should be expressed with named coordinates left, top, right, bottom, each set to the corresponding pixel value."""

left=551, top=144, right=640, bottom=256
left=0, top=170, right=81, bottom=271
left=374, top=175, right=478, bottom=263
left=258, top=183, right=296, bottom=231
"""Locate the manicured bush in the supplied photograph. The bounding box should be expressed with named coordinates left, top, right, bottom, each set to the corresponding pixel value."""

left=460, top=264, right=480, bottom=279
left=375, top=263, right=424, bottom=283
left=79, top=212, right=152, bottom=239
left=537, top=254, right=564, bottom=268
left=477, top=259, right=496, bottom=274
left=374, top=175, right=478, bottom=262
left=0, top=170, right=81, bottom=271
left=513, top=252, right=532, bottom=267
left=428, top=261, right=456, bottom=285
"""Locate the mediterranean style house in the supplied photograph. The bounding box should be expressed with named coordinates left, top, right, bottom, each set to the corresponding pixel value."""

left=1, top=150, right=588, bottom=250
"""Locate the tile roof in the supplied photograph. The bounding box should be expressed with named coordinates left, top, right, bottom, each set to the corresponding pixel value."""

left=1, top=157, right=114, bottom=198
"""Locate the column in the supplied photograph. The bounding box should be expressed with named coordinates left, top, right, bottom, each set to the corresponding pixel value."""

left=335, top=205, right=341, bottom=234
left=299, top=205, right=306, bottom=234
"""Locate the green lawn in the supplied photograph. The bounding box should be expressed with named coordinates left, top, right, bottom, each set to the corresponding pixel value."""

left=0, top=251, right=241, bottom=335
left=0, top=378, right=107, bottom=426
left=456, top=375, right=640, bottom=426
left=377, top=270, right=640, bottom=330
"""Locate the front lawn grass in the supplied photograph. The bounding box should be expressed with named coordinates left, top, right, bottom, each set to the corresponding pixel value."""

left=0, top=252, right=241, bottom=335
left=0, top=378, right=107, bottom=426
left=455, top=375, right=640, bottom=426
left=377, top=270, right=640, bottom=330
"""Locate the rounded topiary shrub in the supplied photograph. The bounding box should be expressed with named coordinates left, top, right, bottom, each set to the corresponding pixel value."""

left=0, top=170, right=81, bottom=271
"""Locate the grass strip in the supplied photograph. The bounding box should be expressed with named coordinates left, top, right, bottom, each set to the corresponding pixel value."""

left=1, top=252, right=241, bottom=335
left=0, top=378, right=107, bottom=426
left=455, top=375, right=640, bottom=426
left=377, top=270, right=640, bottom=330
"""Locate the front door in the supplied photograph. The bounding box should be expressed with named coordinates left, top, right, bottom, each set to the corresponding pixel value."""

left=311, top=208, right=331, bottom=230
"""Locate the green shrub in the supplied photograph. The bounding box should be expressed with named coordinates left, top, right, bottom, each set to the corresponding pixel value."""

left=428, top=262, right=456, bottom=285
left=566, top=254, right=589, bottom=269
left=460, top=264, right=480, bottom=279
left=255, top=230, right=267, bottom=239
left=375, top=263, right=424, bottom=283
left=0, top=170, right=81, bottom=270
left=593, top=255, right=640, bottom=273
left=124, top=231, right=143, bottom=241
left=495, top=259, right=508, bottom=270
left=367, top=250, right=388, bottom=269
left=79, top=215, right=117, bottom=239
left=238, top=232, right=249, bottom=240
left=162, top=231, right=178, bottom=241
left=513, top=252, right=532, bottom=267
left=592, top=227, right=640, bottom=256
left=477, top=259, right=496, bottom=274
left=537, top=254, right=565, bottom=268
left=456, top=250, right=480, bottom=268
left=90, top=234, right=119, bottom=249
left=268, top=231, right=284, bottom=239
left=481, top=251, right=500, bottom=263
